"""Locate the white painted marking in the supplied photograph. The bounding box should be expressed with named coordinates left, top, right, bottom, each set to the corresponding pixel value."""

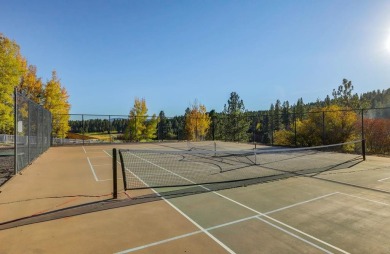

left=257, top=217, right=333, bottom=254
left=120, top=152, right=236, bottom=254
left=211, top=191, right=349, bottom=254
left=264, top=192, right=339, bottom=215
left=338, top=192, right=390, bottom=206
left=378, top=176, right=390, bottom=182
left=87, top=157, right=99, bottom=181
left=164, top=198, right=236, bottom=254
left=115, top=189, right=341, bottom=253
left=82, top=146, right=87, bottom=154
left=114, top=230, right=202, bottom=253
left=122, top=152, right=348, bottom=254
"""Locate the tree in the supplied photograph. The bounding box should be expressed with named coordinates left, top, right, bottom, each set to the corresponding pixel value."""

left=296, top=105, right=358, bottom=146
left=0, top=33, right=26, bottom=133
left=206, top=109, right=217, bottom=140
left=295, top=97, right=305, bottom=121
left=222, top=92, right=250, bottom=141
left=332, top=79, right=361, bottom=108
left=158, top=110, right=168, bottom=140
left=274, top=99, right=282, bottom=131
left=125, top=98, right=157, bottom=141
left=185, top=100, right=211, bottom=141
left=43, top=70, right=71, bottom=138
left=281, top=100, right=290, bottom=130
left=19, top=64, right=43, bottom=104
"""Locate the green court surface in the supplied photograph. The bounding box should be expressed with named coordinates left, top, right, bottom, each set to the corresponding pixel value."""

left=0, top=142, right=390, bottom=253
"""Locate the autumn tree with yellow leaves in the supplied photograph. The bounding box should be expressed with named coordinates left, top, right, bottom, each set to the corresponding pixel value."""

left=19, top=65, right=43, bottom=104
left=125, top=98, right=158, bottom=141
left=0, top=34, right=26, bottom=133
left=43, top=71, right=71, bottom=138
left=1, top=34, right=71, bottom=137
left=185, top=101, right=211, bottom=141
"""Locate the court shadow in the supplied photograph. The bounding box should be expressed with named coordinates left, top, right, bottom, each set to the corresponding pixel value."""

left=1, top=155, right=386, bottom=231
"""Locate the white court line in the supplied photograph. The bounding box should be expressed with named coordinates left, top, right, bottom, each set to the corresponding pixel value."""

left=115, top=230, right=203, bottom=253
left=338, top=192, right=390, bottom=206
left=257, top=217, right=332, bottom=254
left=87, top=157, right=99, bottom=181
left=116, top=152, right=235, bottom=254
left=118, top=152, right=348, bottom=254
left=86, top=157, right=117, bottom=182
left=264, top=192, right=338, bottom=215
left=119, top=192, right=342, bottom=253
left=378, top=176, right=390, bottom=182
left=82, top=146, right=87, bottom=154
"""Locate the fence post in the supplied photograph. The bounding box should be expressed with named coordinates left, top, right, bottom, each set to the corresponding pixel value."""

left=361, top=109, right=366, bottom=161
left=14, top=87, right=18, bottom=174
left=252, top=116, right=255, bottom=144
left=322, top=111, right=325, bottom=145
left=28, top=100, right=31, bottom=164
left=271, top=114, right=274, bottom=146
left=294, top=109, right=297, bottom=146
left=82, top=114, right=85, bottom=146
left=212, top=116, right=215, bottom=141
left=109, top=115, right=112, bottom=143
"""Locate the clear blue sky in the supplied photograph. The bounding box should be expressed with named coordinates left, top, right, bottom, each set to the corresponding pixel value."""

left=1, top=0, right=390, bottom=116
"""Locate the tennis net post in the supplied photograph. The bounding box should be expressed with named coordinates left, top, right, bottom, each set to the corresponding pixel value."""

left=362, top=139, right=366, bottom=161
left=113, top=148, right=118, bottom=199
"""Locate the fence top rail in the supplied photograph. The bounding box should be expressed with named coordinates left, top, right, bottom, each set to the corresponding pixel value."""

left=62, top=106, right=390, bottom=119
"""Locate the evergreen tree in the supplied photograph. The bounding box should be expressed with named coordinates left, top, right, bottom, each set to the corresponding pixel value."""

left=274, top=99, right=281, bottom=130
left=222, top=92, right=250, bottom=141
left=158, top=110, right=167, bottom=140
left=281, top=100, right=290, bottom=130
left=332, top=79, right=361, bottom=108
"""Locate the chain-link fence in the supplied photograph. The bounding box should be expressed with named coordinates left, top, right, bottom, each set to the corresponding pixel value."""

left=14, top=91, right=52, bottom=173
left=55, top=107, right=389, bottom=155
left=0, top=90, right=52, bottom=185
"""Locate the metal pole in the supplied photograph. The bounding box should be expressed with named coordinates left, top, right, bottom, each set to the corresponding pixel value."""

left=322, top=111, right=325, bottom=145
left=109, top=115, right=112, bottom=143
left=361, top=109, right=366, bottom=161
left=14, top=87, right=18, bottom=174
left=212, top=116, right=215, bottom=141
left=28, top=100, right=31, bottom=164
left=294, top=109, right=297, bottom=146
left=113, top=148, right=118, bottom=199
left=82, top=114, right=85, bottom=146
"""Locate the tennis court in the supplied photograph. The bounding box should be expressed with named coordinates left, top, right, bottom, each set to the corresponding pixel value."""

left=1, top=141, right=390, bottom=253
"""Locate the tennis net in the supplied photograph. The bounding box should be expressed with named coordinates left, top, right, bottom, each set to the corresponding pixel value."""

left=117, top=140, right=364, bottom=190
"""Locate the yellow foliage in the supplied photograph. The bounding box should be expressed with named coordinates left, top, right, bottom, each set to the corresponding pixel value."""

left=127, top=98, right=157, bottom=141
left=43, top=71, right=71, bottom=138
left=296, top=105, right=358, bottom=146
left=185, top=102, right=211, bottom=141
left=274, top=129, right=295, bottom=146
left=19, top=65, right=43, bottom=103
left=0, top=33, right=26, bottom=133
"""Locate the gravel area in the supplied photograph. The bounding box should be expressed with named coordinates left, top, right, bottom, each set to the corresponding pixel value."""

left=0, top=147, right=14, bottom=186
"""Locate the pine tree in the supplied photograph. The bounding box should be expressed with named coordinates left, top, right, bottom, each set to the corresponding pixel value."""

left=222, top=92, right=250, bottom=141
left=281, top=100, right=290, bottom=129
left=274, top=99, right=281, bottom=131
